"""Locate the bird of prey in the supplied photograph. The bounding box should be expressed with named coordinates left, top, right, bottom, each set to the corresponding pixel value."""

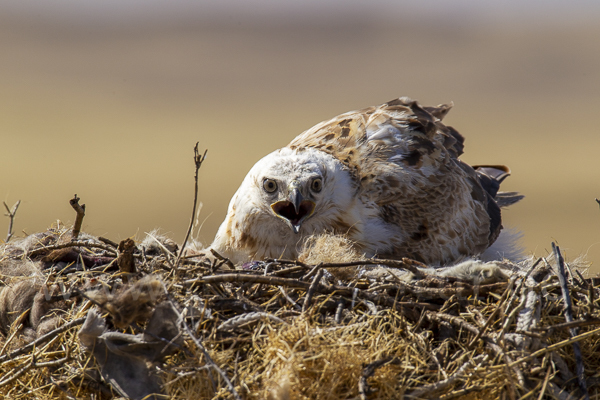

left=210, top=97, right=522, bottom=265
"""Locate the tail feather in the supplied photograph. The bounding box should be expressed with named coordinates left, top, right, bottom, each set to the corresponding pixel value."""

left=495, top=191, right=525, bottom=208
left=473, top=165, right=511, bottom=183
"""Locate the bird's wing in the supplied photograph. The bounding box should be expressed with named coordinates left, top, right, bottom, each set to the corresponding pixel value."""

left=288, top=98, right=517, bottom=262
left=288, top=97, right=466, bottom=205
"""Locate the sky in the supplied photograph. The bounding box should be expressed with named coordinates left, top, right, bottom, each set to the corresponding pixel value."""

left=2, top=0, right=600, bottom=24
left=2, top=0, right=600, bottom=269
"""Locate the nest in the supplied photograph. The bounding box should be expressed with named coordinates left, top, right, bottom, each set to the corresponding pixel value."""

left=0, top=224, right=599, bottom=400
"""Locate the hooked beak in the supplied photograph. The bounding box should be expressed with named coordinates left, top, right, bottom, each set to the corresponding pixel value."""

left=271, top=182, right=315, bottom=234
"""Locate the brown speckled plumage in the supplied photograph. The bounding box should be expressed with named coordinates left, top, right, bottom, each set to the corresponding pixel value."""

left=211, top=97, right=522, bottom=265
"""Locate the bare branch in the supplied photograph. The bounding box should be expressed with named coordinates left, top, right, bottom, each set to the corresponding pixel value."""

left=69, top=194, right=86, bottom=240
left=177, top=143, right=208, bottom=264
left=359, top=357, right=401, bottom=400
left=302, top=268, right=324, bottom=313
left=3, top=200, right=21, bottom=242
left=552, top=242, right=589, bottom=400
left=26, top=240, right=118, bottom=258
left=0, top=317, right=85, bottom=364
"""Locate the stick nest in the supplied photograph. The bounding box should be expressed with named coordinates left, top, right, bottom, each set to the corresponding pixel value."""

left=0, top=226, right=599, bottom=399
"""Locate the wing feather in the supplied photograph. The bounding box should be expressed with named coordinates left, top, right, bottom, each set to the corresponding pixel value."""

left=287, top=97, right=520, bottom=263
left=288, top=97, right=466, bottom=204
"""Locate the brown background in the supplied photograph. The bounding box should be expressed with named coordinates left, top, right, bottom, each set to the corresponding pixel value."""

left=1, top=2, right=599, bottom=269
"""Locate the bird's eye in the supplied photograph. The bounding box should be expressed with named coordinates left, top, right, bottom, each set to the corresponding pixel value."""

left=263, top=178, right=278, bottom=193
left=311, top=178, right=322, bottom=193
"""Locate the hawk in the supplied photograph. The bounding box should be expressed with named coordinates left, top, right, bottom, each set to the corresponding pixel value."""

left=210, top=97, right=522, bottom=265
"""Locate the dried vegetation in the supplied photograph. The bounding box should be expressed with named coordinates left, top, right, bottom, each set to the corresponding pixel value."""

left=1, top=149, right=599, bottom=399
left=0, top=224, right=599, bottom=400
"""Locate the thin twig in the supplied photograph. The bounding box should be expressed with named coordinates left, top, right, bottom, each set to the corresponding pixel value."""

left=177, top=144, right=208, bottom=264
left=164, top=295, right=241, bottom=400
left=279, top=287, right=302, bottom=310
left=0, top=317, right=85, bottom=364
left=69, top=194, right=86, bottom=240
left=3, top=200, right=20, bottom=242
left=552, top=242, right=589, bottom=400
left=536, top=365, right=552, bottom=400
left=358, top=357, right=401, bottom=400
left=210, top=249, right=235, bottom=269
left=303, top=269, right=324, bottom=313
left=186, top=273, right=315, bottom=290
left=185, top=273, right=441, bottom=313
left=27, top=241, right=117, bottom=258
left=217, top=312, right=287, bottom=331
left=269, top=257, right=428, bottom=278
left=0, top=349, right=70, bottom=387
left=468, top=281, right=512, bottom=348
left=408, top=355, right=488, bottom=398
left=532, top=318, right=600, bottom=333
left=0, top=356, right=34, bottom=387
left=426, top=311, right=481, bottom=336
left=495, top=326, right=600, bottom=369
left=97, top=236, right=119, bottom=248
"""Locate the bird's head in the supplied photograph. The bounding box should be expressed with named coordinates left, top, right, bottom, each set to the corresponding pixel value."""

left=226, top=147, right=353, bottom=239
left=212, top=146, right=356, bottom=262
left=262, top=175, right=321, bottom=234
left=253, top=148, right=329, bottom=234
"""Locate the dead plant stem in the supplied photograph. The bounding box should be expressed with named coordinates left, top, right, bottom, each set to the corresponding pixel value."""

left=3, top=200, right=20, bottom=242
left=177, top=144, right=207, bottom=265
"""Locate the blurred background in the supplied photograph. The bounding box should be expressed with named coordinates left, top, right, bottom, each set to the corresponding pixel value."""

left=1, top=0, right=599, bottom=269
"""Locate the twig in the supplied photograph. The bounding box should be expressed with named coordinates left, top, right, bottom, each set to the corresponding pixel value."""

left=0, top=349, right=70, bottom=387
left=302, top=262, right=323, bottom=280
left=217, top=312, right=287, bottom=331
left=0, top=317, right=85, bottom=364
left=69, top=194, right=86, bottom=240
left=426, top=311, right=481, bottom=336
left=532, top=318, right=600, bottom=333
left=438, top=384, right=498, bottom=400
left=187, top=273, right=319, bottom=291
left=358, top=357, right=401, bottom=400
left=98, top=236, right=119, bottom=248
left=536, top=365, right=552, bottom=400
left=185, top=273, right=441, bottom=318
left=0, top=356, right=34, bottom=387
left=210, top=249, right=235, bottom=269
left=177, top=144, right=208, bottom=264
left=271, top=257, right=428, bottom=278
left=279, top=287, right=302, bottom=310
left=303, top=269, right=324, bottom=313
left=335, top=301, right=344, bottom=324
left=164, top=295, right=241, bottom=400
left=27, top=241, right=118, bottom=258
left=3, top=200, right=20, bottom=242
left=499, top=289, right=528, bottom=340
left=430, top=310, right=525, bottom=388
left=552, top=242, right=589, bottom=399
left=496, top=326, right=600, bottom=369
left=408, top=355, right=488, bottom=398
left=468, top=281, right=512, bottom=348
left=395, top=280, right=507, bottom=301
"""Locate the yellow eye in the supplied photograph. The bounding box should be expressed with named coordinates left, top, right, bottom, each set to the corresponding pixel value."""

left=311, top=178, right=322, bottom=193
left=263, top=178, right=278, bottom=193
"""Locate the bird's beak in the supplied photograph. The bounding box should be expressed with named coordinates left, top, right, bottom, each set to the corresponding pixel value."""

left=289, top=181, right=303, bottom=214
left=271, top=181, right=315, bottom=234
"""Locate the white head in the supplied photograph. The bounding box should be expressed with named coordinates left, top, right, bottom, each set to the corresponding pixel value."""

left=212, top=147, right=357, bottom=261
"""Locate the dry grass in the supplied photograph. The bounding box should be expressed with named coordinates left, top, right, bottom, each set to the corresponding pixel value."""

left=1, top=227, right=600, bottom=399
